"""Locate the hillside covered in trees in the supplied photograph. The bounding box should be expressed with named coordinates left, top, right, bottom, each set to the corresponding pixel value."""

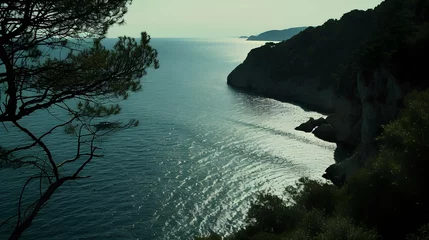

left=228, top=0, right=429, bottom=109
left=201, top=0, right=429, bottom=239
left=228, top=0, right=429, bottom=184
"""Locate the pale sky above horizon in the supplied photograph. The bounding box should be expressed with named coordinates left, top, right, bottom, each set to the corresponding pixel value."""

left=107, top=0, right=384, bottom=38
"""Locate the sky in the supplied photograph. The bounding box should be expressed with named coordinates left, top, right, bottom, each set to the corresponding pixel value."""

left=107, top=0, right=384, bottom=38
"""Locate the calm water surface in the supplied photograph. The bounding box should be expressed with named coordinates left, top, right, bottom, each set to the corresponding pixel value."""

left=0, top=38, right=335, bottom=240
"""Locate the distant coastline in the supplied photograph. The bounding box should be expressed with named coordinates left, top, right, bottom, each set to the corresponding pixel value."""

left=242, top=26, right=307, bottom=41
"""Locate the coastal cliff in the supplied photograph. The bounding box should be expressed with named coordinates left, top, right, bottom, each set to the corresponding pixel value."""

left=322, top=67, right=404, bottom=185
left=228, top=8, right=378, bottom=113
left=227, top=0, right=429, bottom=184
left=227, top=52, right=337, bottom=113
left=199, top=0, right=429, bottom=239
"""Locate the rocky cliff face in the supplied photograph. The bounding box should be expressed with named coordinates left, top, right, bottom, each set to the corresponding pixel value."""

left=229, top=54, right=405, bottom=185
left=323, top=67, right=404, bottom=185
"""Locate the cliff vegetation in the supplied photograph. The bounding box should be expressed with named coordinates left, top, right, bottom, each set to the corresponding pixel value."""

left=202, top=0, right=429, bottom=239
left=198, top=88, right=429, bottom=240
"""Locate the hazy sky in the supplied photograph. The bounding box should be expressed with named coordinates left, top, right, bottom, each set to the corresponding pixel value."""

left=108, top=0, right=383, bottom=38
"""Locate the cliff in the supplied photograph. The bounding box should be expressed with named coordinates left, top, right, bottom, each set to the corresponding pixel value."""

left=321, top=67, right=404, bottom=185
left=246, top=27, right=307, bottom=41
left=228, top=8, right=378, bottom=113
left=227, top=0, right=429, bottom=184
left=199, top=1, right=429, bottom=239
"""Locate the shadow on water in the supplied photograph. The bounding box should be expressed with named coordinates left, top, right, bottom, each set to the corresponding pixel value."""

left=227, top=86, right=345, bottom=163
left=227, top=86, right=333, bottom=115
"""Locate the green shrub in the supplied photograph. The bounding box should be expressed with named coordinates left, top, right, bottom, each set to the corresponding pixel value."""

left=296, top=210, right=325, bottom=237
left=245, top=193, right=303, bottom=234
left=315, top=216, right=378, bottom=240
left=287, top=178, right=341, bottom=215
left=345, top=89, right=429, bottom=239
left=407, top=223, right=429, bottom=240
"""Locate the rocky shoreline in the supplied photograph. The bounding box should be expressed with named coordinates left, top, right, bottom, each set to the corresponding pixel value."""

left=225, top=0, right=428, bottom=185
left=206, top=0, right=429, bottom=238
left=228, top=64, right=404, bottom=186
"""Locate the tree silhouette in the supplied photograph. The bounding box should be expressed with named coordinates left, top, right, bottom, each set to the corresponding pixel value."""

left=0, top=0, right=159, bottom=239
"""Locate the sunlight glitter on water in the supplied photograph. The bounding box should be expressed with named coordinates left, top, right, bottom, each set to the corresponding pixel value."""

left=0, top=38, right=335, bottom=240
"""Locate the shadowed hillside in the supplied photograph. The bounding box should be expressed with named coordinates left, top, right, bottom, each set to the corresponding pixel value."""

left=198, top=0, right=429, bottom=239
left=228, top=0, right=429, bottom=184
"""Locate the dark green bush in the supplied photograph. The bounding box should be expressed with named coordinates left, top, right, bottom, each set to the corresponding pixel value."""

left=345, top=89, right=429, bottom=239
left=315, top=216, right=378, bottom=240
left=407, top=223, right=429, bottom=240
left=287, top=178, right=341, bottom=215
left=295, top=210, right=325, bottom=237
left=245, top=193, right=303, bottom=234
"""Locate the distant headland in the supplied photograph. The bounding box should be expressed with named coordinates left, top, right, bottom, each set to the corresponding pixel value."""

left=243, top=27, right=308, bottom=41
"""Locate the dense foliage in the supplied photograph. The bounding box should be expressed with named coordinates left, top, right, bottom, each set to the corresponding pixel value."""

left=242, top=0, right=429, bottom=99
left=198, top=88, right=429, bottom=240
left=353, top=0, right=429, bottom=90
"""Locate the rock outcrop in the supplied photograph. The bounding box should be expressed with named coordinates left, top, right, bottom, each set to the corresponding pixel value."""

left=295, top=117, right=327, bottom=132
left=292, top=67, right=403, bottom=185
left=322, top=67, right=403, bottom=185
left=313, top=124, right=337, bottom=143
left=229, top=55, right=404, bottom=185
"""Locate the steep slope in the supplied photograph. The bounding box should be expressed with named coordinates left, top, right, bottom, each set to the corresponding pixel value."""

left=228, top=0, right=429, bottom=184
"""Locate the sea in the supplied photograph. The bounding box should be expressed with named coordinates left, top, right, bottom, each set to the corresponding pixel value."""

left=0, top=38, right=335, bottom=240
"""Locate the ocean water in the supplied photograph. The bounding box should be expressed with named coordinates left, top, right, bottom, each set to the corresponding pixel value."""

left=0, top=38, right=335, bottom=240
